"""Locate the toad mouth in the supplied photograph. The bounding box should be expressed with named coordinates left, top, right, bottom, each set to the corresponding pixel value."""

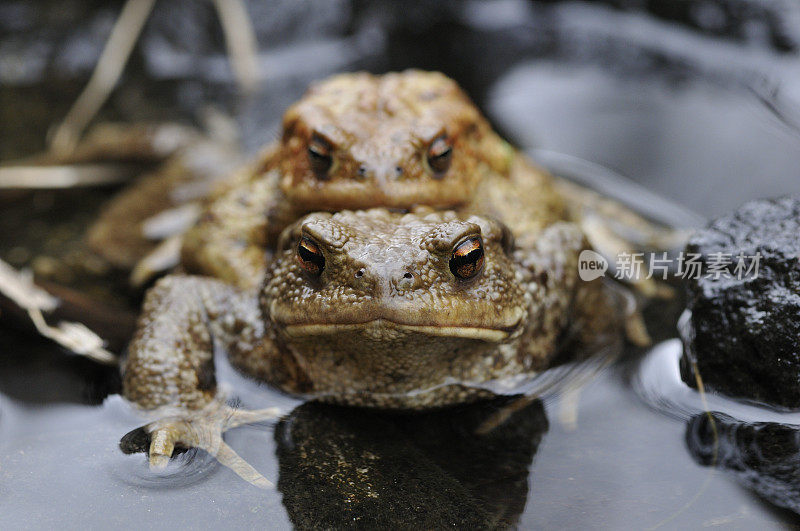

left=283, top=319, right=521, bottom=341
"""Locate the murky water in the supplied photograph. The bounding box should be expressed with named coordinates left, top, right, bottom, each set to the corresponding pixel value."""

left=3, top=2, right=800, bottom=528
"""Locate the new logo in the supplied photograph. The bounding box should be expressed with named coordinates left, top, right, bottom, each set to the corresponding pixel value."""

left=578, top=250, right=608, bottom=281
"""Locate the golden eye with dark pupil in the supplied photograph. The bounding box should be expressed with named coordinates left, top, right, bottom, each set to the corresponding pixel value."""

left=297, top=237, right=325, bottom=275
left=427, top=135, right=452, bottom=177
left=450, top=237, right=484, bottom=279
left=308, top=136, right=333, bottom=179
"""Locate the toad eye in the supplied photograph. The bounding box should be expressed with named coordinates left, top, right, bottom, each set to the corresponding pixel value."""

left=297, top=237, right=325, bottom=275
left=308, top=136, right=333, bottom=179
left=450, top=236, right=484, bottom=280
left=427, top=135, right=452, bottom=177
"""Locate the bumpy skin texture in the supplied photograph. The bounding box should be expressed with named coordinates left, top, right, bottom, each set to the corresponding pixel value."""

left=180, top=70, right=565, bottom=289
left=123, top=209, right=611, bottom=410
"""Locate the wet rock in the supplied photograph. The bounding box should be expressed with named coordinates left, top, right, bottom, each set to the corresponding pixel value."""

left=686, top=412, right=800, bottom=514
left=274, top=397, right=547, bottom=529
left=680, top=196, right=800, bottom=408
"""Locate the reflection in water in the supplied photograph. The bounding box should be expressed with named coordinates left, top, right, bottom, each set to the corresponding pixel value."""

left=636, top=340, right=800, bottom=515
left=634, top=339, right=800, bottom=425
left=274, top=397, right=548, bottom=529
left=686, top=412, right=800, bottom=514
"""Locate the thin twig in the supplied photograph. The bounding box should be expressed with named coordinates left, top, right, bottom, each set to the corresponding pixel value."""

left=212, top=0, right=261, bottom=94
left=0, top=164, right=138, bottom=188
left=28, top=308, right=118, bottom=366
left=0, top=258, right=59, bottom=313
left=0, top=258, right=118, bottom=366
left=49, top=0, right=258, bottom=155
left=49, top=0, right=157, bottom=155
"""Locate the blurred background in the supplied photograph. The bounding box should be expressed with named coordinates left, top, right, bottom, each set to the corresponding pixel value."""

left=3, top=0, right=800, bottom=215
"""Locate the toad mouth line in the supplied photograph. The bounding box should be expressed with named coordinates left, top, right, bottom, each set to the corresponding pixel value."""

left=282, top=319, right=520, bottom=341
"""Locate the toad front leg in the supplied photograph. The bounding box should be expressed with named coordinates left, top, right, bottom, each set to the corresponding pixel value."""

left=121, top=275, right=293, bottom=486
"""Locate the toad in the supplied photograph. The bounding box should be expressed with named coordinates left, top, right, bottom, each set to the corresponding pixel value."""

left=121, top=208, right=620, bottom=483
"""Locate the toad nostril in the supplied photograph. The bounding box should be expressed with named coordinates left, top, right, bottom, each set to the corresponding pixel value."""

left=358, top=166, right=367, bottom=178
left=395, top=166, right=403, bottom=176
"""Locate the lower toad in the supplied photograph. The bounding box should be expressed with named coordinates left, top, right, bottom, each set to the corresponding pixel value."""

left=121, top=208, right=623, bottom=482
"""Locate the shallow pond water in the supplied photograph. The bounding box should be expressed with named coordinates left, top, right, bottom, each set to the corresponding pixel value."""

left=3, top=1, right=800, bottom=528
left=1, top=333, right=798, bottom=528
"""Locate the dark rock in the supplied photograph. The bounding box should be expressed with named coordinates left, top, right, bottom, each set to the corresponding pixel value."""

left=686, top=412, right=800, bottom=514
left=274, top=397, right=547, bottom=529
left=0, top=327, right=119, bottom=405
left=681, top=196, right=800, bottom=408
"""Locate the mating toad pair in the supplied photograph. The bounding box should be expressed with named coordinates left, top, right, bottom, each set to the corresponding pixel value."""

left=102, top=71, right=669, bottom=473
